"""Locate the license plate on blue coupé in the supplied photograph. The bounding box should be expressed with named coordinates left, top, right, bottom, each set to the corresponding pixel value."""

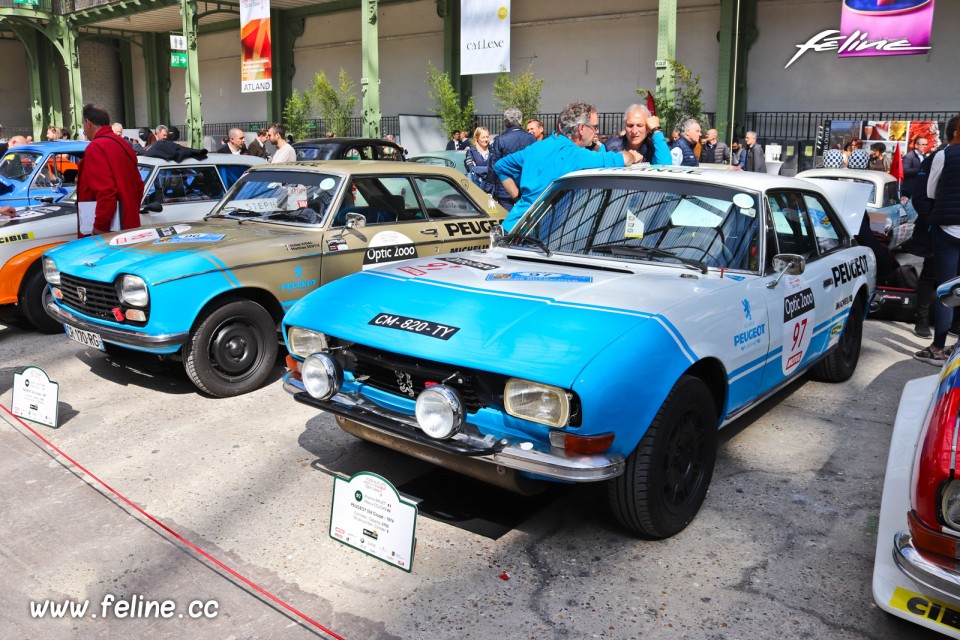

left=64, top=325, right=105, bottom=351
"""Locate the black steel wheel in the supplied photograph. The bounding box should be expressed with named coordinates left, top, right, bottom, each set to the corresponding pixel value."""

left=19, top=265, right=63, bottom=334
left=811, top=298, right=863, bottom=382
left=184, top=299, right=277, bottom=397
left=608, top=375, right=718, bottom=539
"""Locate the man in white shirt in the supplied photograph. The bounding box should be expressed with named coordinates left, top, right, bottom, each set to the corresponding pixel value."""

left=269, top=123, right=296, bottom=164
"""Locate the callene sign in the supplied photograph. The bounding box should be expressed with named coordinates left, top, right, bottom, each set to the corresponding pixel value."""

left=460, top=0, right=510, bottom=75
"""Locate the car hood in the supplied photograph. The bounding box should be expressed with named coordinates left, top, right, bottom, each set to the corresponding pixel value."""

left=286, top=249, right=737, bottom=388
left=45, top=220, right=321, bottom=284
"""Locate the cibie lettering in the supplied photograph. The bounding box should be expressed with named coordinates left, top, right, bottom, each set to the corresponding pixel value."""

left=905, top=594, right=960, bottom=630
left=466, top=40, right=505, bottom=50
left=784, top=288, right=815, bottom=321
left=785, top=29, right=931, bottom=69
left=832, top=255, right=869, bottom=287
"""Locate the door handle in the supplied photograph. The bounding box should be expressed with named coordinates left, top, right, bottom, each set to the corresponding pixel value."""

left=420, top=228, right=438, bottom=236
left=822, top=278, right=833, bottom=289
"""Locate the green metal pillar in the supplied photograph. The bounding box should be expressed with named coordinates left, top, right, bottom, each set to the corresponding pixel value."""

left=181, top=0, right=203, bottom=147
left=38, top=37, right=64, bottom=131
left=440, top=0, right=471, bottom=110
left=655, top=0, right=677, bottom=113
left=361, top=0, right=381, bottom=137
left=268, top=10, right=305, bottom=125
left=12, top=26, right=49, bottom=138
left=49, top=15, right=83, bottom=135
left=142, top=32, right=171, bottom=128
left=119, top=39, right=136, bottom=127
left=715, top=0, right=758, bottom=145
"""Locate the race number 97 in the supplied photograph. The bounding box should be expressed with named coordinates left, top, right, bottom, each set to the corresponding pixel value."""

left=783, top=288, right=815, bottom=375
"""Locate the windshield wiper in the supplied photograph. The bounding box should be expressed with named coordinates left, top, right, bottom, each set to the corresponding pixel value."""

left=498, top=233, right=553, bottom=256
left=217, top=207, right=266, bottom=219
left=264, top=208, right=320, bottom=223
left=591, top=242, right=707, bottom=274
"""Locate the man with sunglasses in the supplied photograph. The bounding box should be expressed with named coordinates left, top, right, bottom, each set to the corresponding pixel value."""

left=495, top=100, right=642, bottom=231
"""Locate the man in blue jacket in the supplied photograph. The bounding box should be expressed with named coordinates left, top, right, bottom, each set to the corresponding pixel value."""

left=484, top=108, right=535, bottom=211
left=495, top=100, right=642, bottom=231
left=604, top=104, right=672, bottom=165
left=674, top=119, right=701, bottom=166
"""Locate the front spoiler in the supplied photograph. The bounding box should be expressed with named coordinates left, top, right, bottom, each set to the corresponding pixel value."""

left=46, top=300, right=188, bottom=350
left=283, top=372, right=625, bottom=487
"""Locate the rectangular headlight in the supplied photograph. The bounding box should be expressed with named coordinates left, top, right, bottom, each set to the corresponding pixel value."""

left=118, top=274, right=149, bottom=307
left=504, top=378, right=571, bottom=427
left=43, top=256, right=60, bottom=285
left=287, top=327, right=328, bottom=358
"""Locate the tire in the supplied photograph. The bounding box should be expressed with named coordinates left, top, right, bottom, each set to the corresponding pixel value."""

left=184, top=299, right=278, bottom=397
left=811, top=298, right=863, bottom=382
left=608, top=375, right=718, bottom=539
left=19, top=266, right=63, bottom=334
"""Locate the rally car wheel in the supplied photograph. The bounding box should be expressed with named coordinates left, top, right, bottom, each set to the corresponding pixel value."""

left=608, top=375, right=718, bottom=539
left=19, top=266, right=63, bottom=334
left=184, top=299, right=277, bottom=397
left=811, top=298, right=863, bottom=383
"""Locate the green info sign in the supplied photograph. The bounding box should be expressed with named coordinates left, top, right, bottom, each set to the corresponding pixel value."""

left=13, top=0, right=40, bottom=5
left=170, top=52, right=187, bottom=68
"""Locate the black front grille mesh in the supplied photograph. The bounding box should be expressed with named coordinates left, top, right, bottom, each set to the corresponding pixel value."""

left=60, top=274, right=120, bottom=321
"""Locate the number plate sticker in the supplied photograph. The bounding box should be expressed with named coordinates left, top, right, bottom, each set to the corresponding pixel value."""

left=64, top=324, right=105, bottom=351
left=368, top=314, right=460, bottom=340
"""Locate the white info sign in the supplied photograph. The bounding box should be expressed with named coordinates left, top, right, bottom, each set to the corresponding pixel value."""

left=12, top=366, right=60, bottom=428
left=330, top=472, right=417, bottom=572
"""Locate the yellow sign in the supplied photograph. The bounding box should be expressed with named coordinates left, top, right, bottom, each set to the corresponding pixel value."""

left=497, top=7, right=508, bottom=19
left=889, top=587, right=960, bottom=632
left=0, top=231, right=35, bottom=245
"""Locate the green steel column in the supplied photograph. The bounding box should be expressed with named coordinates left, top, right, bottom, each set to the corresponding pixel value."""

left=361, top=0, right=381, bottom=137
left=37, top=34, right=64, bottom=131
left=119, top=39, right=136, bottom=126
left=715, top=0, right=759, bottom=144
left=440, top=0, right=471, bottom=109
left=142, top=33, right=171, bottom=128
left=181, top=0, right=203, bottom=147
left=9, top=25, right=47, bottom=138
left=49, top=15, right=82, bottom=135
left=655, top=0, right=677, bottom=112
left=268, top=10, right=304, bottom=125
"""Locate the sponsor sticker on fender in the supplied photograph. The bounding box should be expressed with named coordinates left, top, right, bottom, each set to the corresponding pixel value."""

left=0, top=231, right=35, bottom=244
left=153, top=233, right=225, bottom=244
left=110, top=225, right=191, bottom=246
left=832, top=254, right=869, bottom=287
left=486, top=271, right=593, bottom=283
left=362, top=231, right=418, bottom=270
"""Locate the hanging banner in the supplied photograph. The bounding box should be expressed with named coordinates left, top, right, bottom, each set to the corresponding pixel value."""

left=460, top=0, right=510, bottom=76
left=838, top=0, right=935, bottom=59
left=240, top=0, right=272, bottom=93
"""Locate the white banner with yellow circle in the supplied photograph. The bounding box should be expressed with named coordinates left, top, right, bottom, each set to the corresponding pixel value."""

left=460, top=0, right=511, bottom=75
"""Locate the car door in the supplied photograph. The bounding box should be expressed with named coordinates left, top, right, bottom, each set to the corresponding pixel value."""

left=141, top=165, right=227, bottom=225
left=30, top=150, right=83, bottom=203
left=758, top=190, right=841, bottom=393
left=412, top=174, right=498, bottom=253
left=320, top=174, right=444, bottom=283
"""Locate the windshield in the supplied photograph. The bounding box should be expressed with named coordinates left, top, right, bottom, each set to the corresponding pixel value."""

left=510, top=177, right=763, bottom=272
left=0, top=151, right=42, bottom=182
left=211, top=170, right=342, bottom=225
left=411, top=156, right=456, bottom=168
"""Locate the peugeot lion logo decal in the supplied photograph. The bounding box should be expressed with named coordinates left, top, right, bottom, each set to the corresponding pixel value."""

left=76, top=286, right=87, bottom=304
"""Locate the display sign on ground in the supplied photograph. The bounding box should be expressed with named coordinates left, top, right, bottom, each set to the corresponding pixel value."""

left=11, top=366, right=59, bottom=428
left=329, top=472, right=417, bottom=572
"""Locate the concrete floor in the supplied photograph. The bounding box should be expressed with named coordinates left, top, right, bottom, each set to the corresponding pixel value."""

left=0, top=315, right=938, bottom=639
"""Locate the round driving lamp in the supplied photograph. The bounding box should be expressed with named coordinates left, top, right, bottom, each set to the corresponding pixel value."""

left=415, top=385, right=464, bottom=439
left=301, top=353, right=342, bottom=400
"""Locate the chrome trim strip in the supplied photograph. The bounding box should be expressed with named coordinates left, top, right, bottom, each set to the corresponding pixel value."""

left=283, top=373, right=624, bottom=482
left=46, top=301, right=188, bottom=349
left=893, top=531, right=960, bottom=608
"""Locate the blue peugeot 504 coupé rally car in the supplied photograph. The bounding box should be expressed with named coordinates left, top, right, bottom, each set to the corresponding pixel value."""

left=281, top=166, right=876, bottom=537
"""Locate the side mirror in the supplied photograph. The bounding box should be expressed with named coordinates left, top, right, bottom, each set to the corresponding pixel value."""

left=345, top=212, right=366, bottom=229
left=36, top=196, right=56, bottom=204
left=141, top=201, right=163, bottom=214
left=938, top=276, right=960, bottom=308
left=489, top=221, right=504, bottom=248
left=767, top=254, right=806, bottom=289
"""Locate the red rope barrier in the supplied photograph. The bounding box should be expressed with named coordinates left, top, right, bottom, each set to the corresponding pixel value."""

left=0, top=402, right=346, bottom=640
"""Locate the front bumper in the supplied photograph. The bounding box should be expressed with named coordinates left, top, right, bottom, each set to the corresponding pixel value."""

left=283, top=372, right=625, bottom=485
left=46, top=300, right=188, bottom=351
left=894, top=530, right=960, bottom=610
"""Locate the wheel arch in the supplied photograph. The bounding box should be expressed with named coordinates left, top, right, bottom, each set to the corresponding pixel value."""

left=1, top=243, right=62, bottom=305
left=189, top=286, right=285, bottom=335
left=683, top=357, right=727, bottom=422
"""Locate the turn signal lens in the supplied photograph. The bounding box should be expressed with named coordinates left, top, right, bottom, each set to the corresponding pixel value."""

left=908, top=509, right=960, bottom=561
left=549, top=431, right=615, bottom=454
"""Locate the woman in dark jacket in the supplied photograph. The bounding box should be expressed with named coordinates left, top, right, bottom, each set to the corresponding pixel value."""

left=464, top=127, right=491, bottom=191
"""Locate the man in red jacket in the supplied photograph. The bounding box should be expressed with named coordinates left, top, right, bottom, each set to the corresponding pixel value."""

left=76, top=103, right=144, bottom=236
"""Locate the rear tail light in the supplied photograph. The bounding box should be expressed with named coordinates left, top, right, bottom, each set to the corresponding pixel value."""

left=908, top=509, right=960, bottom=562
left=911, top=387, right=960, bottom=557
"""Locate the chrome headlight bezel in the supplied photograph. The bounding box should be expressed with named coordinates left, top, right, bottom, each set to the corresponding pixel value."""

left=415, top=384, right=464, bottom=440
left=288, top=327, right=329, bottom=358
left=301, top=352, right=343, bottom=401
left=118, top=274, right=149, bottom=308
left=504, top=378, right=571, bottom=428
left=941, top=479, right=960, bottom=530
left=43, top=256, right=61, bottom=285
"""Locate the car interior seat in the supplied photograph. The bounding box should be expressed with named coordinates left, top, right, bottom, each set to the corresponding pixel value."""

left=364, top=194, right=404, bottom=224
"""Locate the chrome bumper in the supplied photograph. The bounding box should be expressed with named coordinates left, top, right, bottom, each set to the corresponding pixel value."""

left=283, top=372, right=625, bottom=484
left=894, top=531, right=960, bottom=609
left=46, top=300, right=189, bottom=350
